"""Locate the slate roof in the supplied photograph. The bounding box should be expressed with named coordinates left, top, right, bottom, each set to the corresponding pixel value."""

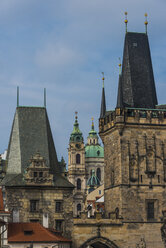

left=8, top=222, right=71, bottom=243
left=117, top=32, right=158, bottom=109
left=100, top=86, right=106, bottom=118
left=2, top=106, right=74, bottom=188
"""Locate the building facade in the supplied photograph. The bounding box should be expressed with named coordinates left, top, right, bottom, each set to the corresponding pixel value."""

left=1, top=106, right=74, bottom=239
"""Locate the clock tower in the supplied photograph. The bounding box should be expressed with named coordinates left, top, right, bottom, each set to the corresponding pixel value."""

left=68, top=112, right=87, bottom=217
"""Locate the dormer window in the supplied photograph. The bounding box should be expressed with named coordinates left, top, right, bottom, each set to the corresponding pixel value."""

left=34, top=172, right=37, bottom=177
left=39, top=172, right=43, bottom=177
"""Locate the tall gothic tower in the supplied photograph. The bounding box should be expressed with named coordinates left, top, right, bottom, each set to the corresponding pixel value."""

left=99, top=31, right=166, bottom=226
left=68, top=113, right=87, bottom=217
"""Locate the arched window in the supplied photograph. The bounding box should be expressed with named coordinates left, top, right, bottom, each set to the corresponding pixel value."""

left=77, top=178, right=81, bottom=190
left=77, top=203, right=81, bottom=212
left=97, top=168, right=101, bottom=181
left=76, top=154, right=80, bottom=164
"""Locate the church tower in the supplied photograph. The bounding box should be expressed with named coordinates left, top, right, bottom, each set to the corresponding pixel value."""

left=68, top=112, right=86, bottom=217
left=85, top=119, right=104, bottom=185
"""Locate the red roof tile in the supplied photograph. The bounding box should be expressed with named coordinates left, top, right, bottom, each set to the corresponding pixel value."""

left=8, top=223, right=71, bottom=243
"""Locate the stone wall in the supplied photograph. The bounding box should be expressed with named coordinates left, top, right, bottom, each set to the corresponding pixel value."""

left=6, top=186, right=73, bottom=238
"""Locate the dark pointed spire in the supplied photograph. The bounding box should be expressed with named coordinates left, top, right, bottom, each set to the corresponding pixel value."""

left=100, top=73, right=106, bottom=118
left=119, top=32, right=158, bottom=109
left=116, top=74, right=123, bottom=108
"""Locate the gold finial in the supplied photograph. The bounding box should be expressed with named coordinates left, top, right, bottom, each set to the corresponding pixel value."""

left=75, top=111, right=78, bottom=120
left=144, top=13, right=148, bottom=34
left=102, top=72, right=105, bottom=88
left=91, top=117, right=94, bottom=129
left=118, top=57, right=122, bottom=75
left=124, top=12, right=128, bottom=33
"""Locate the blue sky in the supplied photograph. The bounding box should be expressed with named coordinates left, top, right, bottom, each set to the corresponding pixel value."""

left=0, top=0, right=166, bottom=163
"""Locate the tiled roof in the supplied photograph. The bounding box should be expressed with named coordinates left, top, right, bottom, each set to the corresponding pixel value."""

left=8, top=222, right=71, bottom=243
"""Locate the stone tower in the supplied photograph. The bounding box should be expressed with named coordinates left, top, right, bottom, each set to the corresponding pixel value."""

left=99, top=31, right=166, bottom=225
left=68, top=113, right=87, bottom=217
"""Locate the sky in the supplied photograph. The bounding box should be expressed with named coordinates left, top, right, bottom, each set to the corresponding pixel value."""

left=0, top=0, right=166, bottom=163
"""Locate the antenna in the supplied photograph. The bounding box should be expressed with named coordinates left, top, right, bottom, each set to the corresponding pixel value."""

left=44, top=88, right=46, bottom=107
left=17, top=86, right=19, bottom=107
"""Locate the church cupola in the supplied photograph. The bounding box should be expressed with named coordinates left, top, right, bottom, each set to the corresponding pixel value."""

left=69, top=112, right=84, bottom=144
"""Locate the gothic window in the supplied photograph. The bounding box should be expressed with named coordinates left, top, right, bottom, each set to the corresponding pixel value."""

left=97, top=168, right=101, bottom=181
left=30, top=200, right=39, bottom=212
left=76, top=154, right=80, bottom=164
left=76, top=136, right=80, bottom=142
left=55, top=201, right=63, bottom=212
left=77, top=178, right=81, bottom=190
left=147, top=201, right=154, bottom=220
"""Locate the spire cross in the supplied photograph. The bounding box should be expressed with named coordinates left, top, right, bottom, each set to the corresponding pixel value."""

left=102, top=72, right=105, bottom=88
left=144, top=13, right=148, bottom=34
left=124, top=12, right=128, bottom=33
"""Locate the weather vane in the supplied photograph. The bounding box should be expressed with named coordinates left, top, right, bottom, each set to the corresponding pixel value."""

left=124, top=12, right=128, bottom=33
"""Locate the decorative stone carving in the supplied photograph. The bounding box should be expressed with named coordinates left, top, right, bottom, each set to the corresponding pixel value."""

left=24, top=152, right=53, bottom=185
left=129, top=154, right=138, bottom=182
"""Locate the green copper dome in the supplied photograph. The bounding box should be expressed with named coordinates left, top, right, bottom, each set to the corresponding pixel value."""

left=85, top=119, right=104, bottom=158
left=85, top=145, right=104, bottom=158
left=69, top=113, right=84, bottom=143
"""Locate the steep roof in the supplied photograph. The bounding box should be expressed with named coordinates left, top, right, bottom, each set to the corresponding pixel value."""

left=2, top=106, right=74, bottom=188
left=100, top=85, right=106, bottom=118
left=8, top=222, right=71, bottom=243
left=117, top=32, right=158, bottom=109
left=6, top=107, right=59, bottom=175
